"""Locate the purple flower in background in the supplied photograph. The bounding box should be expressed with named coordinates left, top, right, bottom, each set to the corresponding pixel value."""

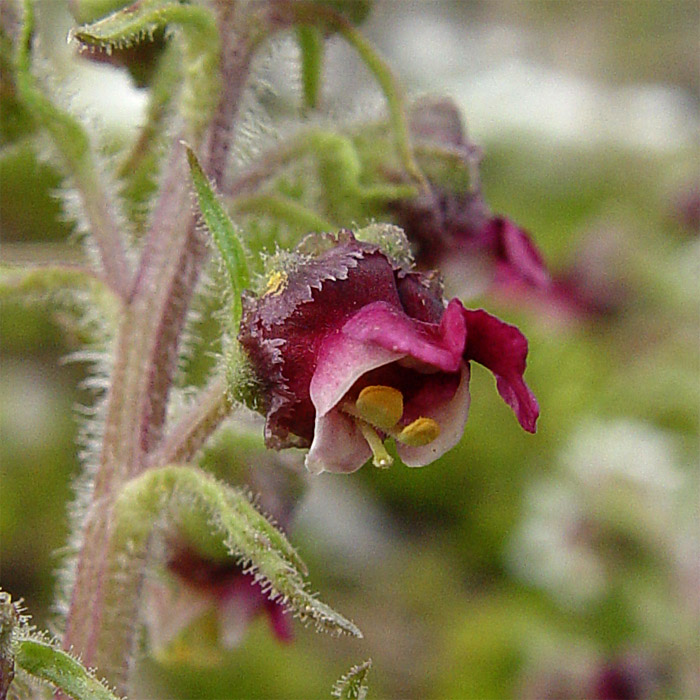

left=670, top=182, right=700, bottom=235
left=239, top=230, right=538, bottom=475
left=493, top=226, right=629, bottom=325
left=594, top=662, right=642, bottom=700
left=145, top=544, right=293, bottom=653
left=168, top=547, right=293, bottom=645
left=391, top=97, right=550, bottom=295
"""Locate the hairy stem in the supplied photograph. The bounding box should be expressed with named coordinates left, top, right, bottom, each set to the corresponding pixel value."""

left=61, top=8, right=258, bottom=690
left=148, top=375, right=232, bottom=468
left=138, top=9, right=258, bottom=454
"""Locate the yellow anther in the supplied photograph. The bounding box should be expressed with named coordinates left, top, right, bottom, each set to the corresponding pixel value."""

left=357, top=420, right=393, bottom=469
left=355, top=385, right=404, bottom=431
left=264, top=270, right=287, bottom=296
left=397, top=417, right=441, bottom=447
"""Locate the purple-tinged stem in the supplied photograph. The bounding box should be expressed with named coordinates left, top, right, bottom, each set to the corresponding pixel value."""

left=148, top=375, right=232, bottom=468
left=60, top=13, right=257, bottom=690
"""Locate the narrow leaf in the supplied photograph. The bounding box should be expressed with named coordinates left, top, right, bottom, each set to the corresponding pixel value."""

left=1, top=591, right=120, bottom=700
left=186, top=146, right=250, bottom=323
left=332, top=659, right=372, bottom=700
left=14, top=639, right=122, bottom=700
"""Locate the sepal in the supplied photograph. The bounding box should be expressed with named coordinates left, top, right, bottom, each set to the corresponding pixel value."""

left=332, top=658, right=372, bottom=700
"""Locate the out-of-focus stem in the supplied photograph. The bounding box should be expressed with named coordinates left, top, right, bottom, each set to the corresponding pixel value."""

left=269, top=0, right=429, bottom=194
left=15, top=0, right=133, bottom=299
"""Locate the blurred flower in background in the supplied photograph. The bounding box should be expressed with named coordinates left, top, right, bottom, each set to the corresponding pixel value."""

left=508, top=418, right=688, bottom=607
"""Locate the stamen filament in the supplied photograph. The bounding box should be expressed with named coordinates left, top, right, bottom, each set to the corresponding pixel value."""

left=357, top=419, right=393, bottom=468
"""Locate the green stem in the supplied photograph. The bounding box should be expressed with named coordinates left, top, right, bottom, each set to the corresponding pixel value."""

left=278, top=0, right=429, bottom=193
left=232, top=192, right=336, bottom=232
left=16, top=0, right=133, bottom=299
left=296, top=24, right=324, bottom=111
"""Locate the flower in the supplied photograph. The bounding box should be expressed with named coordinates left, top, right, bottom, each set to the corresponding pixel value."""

left=491, top=227, right=630, bottom=325
left=390, top=97, right=550, bottom=296
left=145, top=544, right=293, bottom=655
left=169, top=546, right=293, bottom=645
left=143, top=454, right=303, bottom=654
left=239, top=229, right=538, bottom=474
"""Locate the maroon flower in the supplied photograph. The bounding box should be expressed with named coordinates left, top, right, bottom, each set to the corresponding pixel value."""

left=493, top=227, right=629, bottom=324
left=394, top=191, right=549, bottom=291
left=391, top=97, right=549, bottom=293
left=239, top=229, right=538, bottom=474
left=168, top=547, right=293, bottom=645
left=145, top=544, right=293, bottom=653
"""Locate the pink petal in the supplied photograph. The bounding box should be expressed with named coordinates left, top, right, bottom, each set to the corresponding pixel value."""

left=490, top=217, right=550, bottom=289
left=306, top=407, right=372, bottom=474
left=341, top=299, right=466, bottom=373
left=397, top=362, right=471, bottom=466
left=461, top=306, right=539, bottom=432
left=264, top=600, right=294, bottom=643
left=310, top=331, right=404, bottom=419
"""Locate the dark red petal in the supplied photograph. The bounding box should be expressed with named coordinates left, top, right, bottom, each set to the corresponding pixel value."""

left=490, top=217, right=550, bottom=289
left=264, top=598, right=295, bottom=643
left=460, top=306, right=539, bottom=432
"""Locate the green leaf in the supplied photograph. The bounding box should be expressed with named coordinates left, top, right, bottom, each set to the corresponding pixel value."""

left=1, top=590, right=120, bottom=700
left=111, top=465, right=361, bottom=638
left=70, top=1, right=220, bottom=142
left=332, top=659, right=372, bottom=699
left=186, top=146, right=250, bottom=324
left=14, top=639, right=122, bottom=700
